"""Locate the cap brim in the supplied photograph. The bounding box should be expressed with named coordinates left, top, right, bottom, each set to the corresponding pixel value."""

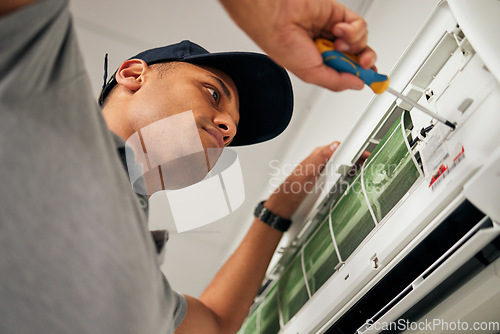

left=184, top=52, right=293, bottom=146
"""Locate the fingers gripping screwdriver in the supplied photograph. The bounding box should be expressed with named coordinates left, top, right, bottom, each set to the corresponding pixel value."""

left=315, top=38, right=456, bottom=130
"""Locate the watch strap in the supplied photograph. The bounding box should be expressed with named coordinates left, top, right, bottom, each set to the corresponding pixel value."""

left=254, top=200, right=292, bottom=232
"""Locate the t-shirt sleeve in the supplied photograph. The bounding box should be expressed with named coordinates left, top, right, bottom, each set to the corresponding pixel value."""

left=0, top=2, right=187, bottom=333
left=0, top=0, right=83, bottom=102
left=162, top=274, right=188, bottom=329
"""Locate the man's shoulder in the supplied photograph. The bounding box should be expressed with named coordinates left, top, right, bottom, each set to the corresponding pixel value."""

left=0, top=0, right=76, bottom=100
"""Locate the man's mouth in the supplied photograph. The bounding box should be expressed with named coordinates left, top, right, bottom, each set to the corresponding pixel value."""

left=204, top=127, right=224, bottom=149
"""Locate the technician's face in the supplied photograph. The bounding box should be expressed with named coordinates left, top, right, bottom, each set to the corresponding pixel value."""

left=126, top=62, right=240, bottom=191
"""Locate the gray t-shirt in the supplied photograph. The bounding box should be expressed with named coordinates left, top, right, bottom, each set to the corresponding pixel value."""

left=0, top=0, right=186, bottom=333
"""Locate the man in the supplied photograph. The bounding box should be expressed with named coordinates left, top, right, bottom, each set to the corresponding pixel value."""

left=99, top=41, right=294, bottom=193
left=97, top=39, right=339, bottom=333
left=0, top=0, right=375, bottom=333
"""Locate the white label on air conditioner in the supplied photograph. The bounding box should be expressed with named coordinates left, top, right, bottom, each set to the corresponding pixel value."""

left=420, top=127, right=449, bottom=177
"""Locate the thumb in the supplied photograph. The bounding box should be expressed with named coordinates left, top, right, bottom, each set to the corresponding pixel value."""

left=322, top=141, right=340, bottom=161
left=315, top=141, right=340, bottom=174
left=329, top=141, right=340, bottom=153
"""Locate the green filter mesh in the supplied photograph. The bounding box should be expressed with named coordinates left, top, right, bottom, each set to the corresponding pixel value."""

left=303, top=218, right=339, bottom=295
left=259, top=285, right=281, bottom=334
left=250, top=113, right=420, bottom=331
left=236, top=321, right=245, bottom=334
left=363, top=121, right=419, bottom=221
left=278, top=254, right=309, bottom=324
left=243, top=310, right=259, bottom=334
left=330, top=176, right=376, bottom=260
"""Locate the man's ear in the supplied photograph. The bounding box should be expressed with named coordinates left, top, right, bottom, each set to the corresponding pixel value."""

left=115, top=59, right=149, bottom=92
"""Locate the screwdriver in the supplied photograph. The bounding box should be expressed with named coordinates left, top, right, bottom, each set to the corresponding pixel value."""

left=315, top=38, right=456, bottom=130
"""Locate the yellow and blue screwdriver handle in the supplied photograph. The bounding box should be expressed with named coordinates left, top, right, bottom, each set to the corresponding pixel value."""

left=315, top=38, right=390, bottom=94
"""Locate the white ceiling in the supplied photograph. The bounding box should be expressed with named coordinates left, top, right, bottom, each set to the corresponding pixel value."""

left=70, top=0, right=372, bottom=297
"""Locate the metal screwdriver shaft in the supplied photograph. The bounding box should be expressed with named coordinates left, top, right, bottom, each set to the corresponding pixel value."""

left=315, top=38, right=457, bottom=131
left=386, top=87, right=456, bottom=130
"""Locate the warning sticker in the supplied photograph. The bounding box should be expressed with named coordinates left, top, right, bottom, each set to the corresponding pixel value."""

left=429, top=146, right=466, bottom=191
left=420, top=128, right=449, bottom=176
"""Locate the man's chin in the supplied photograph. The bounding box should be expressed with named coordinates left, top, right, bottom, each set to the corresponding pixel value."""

left=205, top=146, right=224, bottom=171
left=142, top=151, right=211, bottom=193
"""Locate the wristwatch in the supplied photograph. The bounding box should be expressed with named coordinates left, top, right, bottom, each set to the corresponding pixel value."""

left=254, top=200, right=292, bottom=232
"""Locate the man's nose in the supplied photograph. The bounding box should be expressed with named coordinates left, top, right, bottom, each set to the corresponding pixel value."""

left=214, top=114, right=237, bottom=146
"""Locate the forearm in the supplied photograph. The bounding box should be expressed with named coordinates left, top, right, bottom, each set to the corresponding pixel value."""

left=218, top=0, right=279, bottom=51
left=199, top=213, right=283, bottom=333
left=196, top=149, right=337, bottom=332
left=177, top=144, right=338, bottom=333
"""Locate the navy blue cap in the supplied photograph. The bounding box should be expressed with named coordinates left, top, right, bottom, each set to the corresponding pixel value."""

left=99, top=40, right=293, bottom=147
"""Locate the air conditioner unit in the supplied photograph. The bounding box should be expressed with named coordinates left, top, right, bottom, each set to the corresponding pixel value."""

left=238, top=1, right=500, bottom=333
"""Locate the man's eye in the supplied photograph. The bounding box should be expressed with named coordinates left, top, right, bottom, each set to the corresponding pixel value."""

left=207, top=87, right=219, bottom=102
